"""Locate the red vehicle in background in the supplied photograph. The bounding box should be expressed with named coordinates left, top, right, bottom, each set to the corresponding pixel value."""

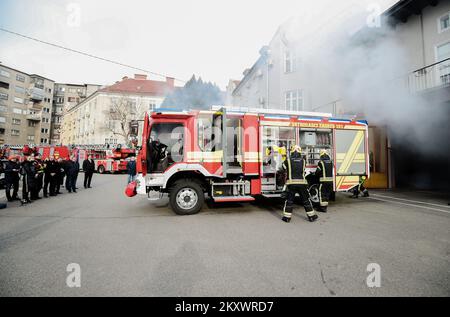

left=75, top=145, right=136, bottom=174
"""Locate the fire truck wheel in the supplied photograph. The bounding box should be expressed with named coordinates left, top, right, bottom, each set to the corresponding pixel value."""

left=169, top=180, right=204, bottom=215
left=97, top=165, right=105, bottom=174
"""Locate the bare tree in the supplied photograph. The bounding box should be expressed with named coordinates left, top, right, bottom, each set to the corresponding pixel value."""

left=103, top=96, right=147, bottom=146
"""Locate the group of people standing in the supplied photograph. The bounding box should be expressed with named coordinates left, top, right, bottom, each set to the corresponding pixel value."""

left=3, top=153, right=96, bottom=205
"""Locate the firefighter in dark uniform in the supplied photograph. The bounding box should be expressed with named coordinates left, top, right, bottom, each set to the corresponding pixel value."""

left=351, top=176, right=369, bottom=198
left=315, top=149, right=334, bottom=212
left=4, top=156, right=21, bottom=202
left=281, top=145, right=318, bottom=223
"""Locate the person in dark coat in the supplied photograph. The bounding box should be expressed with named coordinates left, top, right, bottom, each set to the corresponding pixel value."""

left=126, top=156, right=137, bottom=184
left=4, top=156, right=20, bottom=202
left=32, top=155, right=44, bottom=200
left=55, top=157, right=65, bottom=194
left=82, top=155, right=95, bottom=188
left=43, top=156, right=58, bottom=197
left=21, top=155, right=36, bottom=204
left=66, top=157, right=79, bottom=193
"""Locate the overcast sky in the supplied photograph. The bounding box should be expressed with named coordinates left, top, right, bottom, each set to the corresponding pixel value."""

left=0, top=0, right=396, bottom=89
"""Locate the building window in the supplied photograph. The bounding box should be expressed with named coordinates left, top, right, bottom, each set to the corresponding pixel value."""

left=15, top=86, right=25, bottom=94
left=41, top=128, right=49, bottom=134
left=0, top=92, right=8, bottom=100
left=0, top=105, right=6, bottom=112
left=28, top=121, right=37, bottom=127
left=0, top=116, right=6, bottom=123
left=40, top=138, right=48, bottom=143
left=27, top=135, right=35, bottom=142
left=13, top=108, right=22, bottom=114
left=16, top=74, right=26, bottom=82
left=14, top=97, right=24, bottom=104
left=11, top=129, right=20, bottom=136
left=12, top=118, right=21, bottom=125
left=285, top=90, right=303, bottom=111
left=439, top=12, right=450, bottom=33
left=0, top=70, right=10, bottom=78
left=284, top=50, right=296, bottom=73
left=436, top=41, right=450, bottom=85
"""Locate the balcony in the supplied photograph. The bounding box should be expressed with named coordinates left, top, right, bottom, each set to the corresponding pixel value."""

left=27, top=113, right=42, bottom=121
left=28, top=101, right=43, bottom=111
left=408, top=58, right=450, bottom=93
left=29, top=87, right=45, bottom=102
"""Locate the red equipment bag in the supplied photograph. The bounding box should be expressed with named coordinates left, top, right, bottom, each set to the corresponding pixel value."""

left=125, top=181, right=137, bottom=197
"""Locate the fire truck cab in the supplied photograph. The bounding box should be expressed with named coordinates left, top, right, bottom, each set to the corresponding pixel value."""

left=134, top=106, right=370, bottom=215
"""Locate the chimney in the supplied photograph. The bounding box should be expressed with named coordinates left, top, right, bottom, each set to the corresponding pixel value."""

left=134, top=74, right=147, bottom=80
left=166, top=77, right=175, bottom=88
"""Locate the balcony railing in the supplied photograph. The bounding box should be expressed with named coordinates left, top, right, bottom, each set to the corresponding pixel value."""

left=408, top=58, right=450, bottom=93
left=27, top=113, right=42, bottom=121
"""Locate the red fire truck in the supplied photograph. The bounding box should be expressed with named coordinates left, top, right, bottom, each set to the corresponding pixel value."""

left=131, top=106, right=370, bottom=215
left=75, top=145, right=136, bottom=173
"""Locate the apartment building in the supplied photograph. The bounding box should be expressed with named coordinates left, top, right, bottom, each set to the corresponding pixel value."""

left=60, top=74, right=176, bottom=146
left=0, top=64, right=54, bottom=145
left=51, top=83, right=101, bottom=144
left=231, top=0, right=450, bottom=190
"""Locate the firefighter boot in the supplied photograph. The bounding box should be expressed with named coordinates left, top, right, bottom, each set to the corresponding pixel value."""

left=319, top=206, right=327, bottom=213
left=282, top=216, right=291, bottom=223
left=306, top=210, right=318, bottom=222
left=362, top=190, right=369, bottom=197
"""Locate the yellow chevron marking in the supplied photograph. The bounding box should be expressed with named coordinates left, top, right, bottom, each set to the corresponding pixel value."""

left=336, top=131, right=364, bottom=189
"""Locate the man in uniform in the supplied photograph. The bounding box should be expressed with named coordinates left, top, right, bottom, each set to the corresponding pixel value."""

left=281, top=145, right=318, bottom=223
left=4, top=156, right=20, bottom=202
left=314, top=149, right=334, bottom=212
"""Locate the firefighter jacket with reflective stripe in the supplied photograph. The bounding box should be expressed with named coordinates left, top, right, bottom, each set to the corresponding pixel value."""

left=283, top=152, right=307, bottom=185
left=316, top=154, right=333, bottom=182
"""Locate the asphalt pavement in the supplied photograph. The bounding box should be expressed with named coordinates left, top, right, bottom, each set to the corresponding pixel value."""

left=0, top=174, right=449, bottom=296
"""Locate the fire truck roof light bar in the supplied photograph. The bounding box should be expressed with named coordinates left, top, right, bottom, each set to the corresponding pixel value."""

left=211, top=105, right=332, bottom=118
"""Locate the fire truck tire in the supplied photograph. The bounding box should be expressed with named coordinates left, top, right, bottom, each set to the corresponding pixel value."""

left=98, top=165, right=105, bottom=174
left=169, top=180, right=204, bottom=215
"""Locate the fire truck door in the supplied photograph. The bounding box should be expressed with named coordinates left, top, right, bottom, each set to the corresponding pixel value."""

left=213, top=108, right=227, bottom=177
left=334, top=129, right=367, bottom=191
left=138, top=113, right=150, bottom=176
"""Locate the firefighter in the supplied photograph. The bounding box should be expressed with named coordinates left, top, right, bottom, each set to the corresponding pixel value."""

left=315, top=149, right=334, bottom=212
left=281, top=145, right=318, bottom=223
left=4, top=156, right=20, bottom=202
left=351, top=176, right=369, bottom=198
left=21, top=155, right=35, bottom=204
left=32, top=155, right=45, bottom=200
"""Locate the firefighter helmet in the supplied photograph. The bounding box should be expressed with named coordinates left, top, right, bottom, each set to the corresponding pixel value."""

left=320, top=149, right=328, bottom=157
left=291, top=145, right=302, bottom=153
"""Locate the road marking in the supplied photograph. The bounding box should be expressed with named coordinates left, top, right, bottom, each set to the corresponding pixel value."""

left=371, top=193, right=450, bottom=209
left=368, top=196, right=450, bottom=214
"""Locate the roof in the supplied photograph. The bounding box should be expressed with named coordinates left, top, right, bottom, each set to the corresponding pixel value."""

left=383, top=0, right=433, bottom=25
left=99, top=76, right=175, bottom=96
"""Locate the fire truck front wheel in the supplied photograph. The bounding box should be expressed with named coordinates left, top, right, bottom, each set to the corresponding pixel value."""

left=97, top=165, right=105, bottom=174
left=169, top=180, right=204, bottom=215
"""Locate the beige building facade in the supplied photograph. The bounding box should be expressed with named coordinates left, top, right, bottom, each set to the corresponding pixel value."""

left=0, top=64, right=54, bottom=145
left=52, top=83, right=101, bottom=144
left=60, top=74, right=175, bottom=146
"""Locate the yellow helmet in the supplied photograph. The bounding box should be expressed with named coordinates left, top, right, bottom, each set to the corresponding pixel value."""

left=291, top=145, right=302, bottom=153
left=320, top=149, right=328, bottom=157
